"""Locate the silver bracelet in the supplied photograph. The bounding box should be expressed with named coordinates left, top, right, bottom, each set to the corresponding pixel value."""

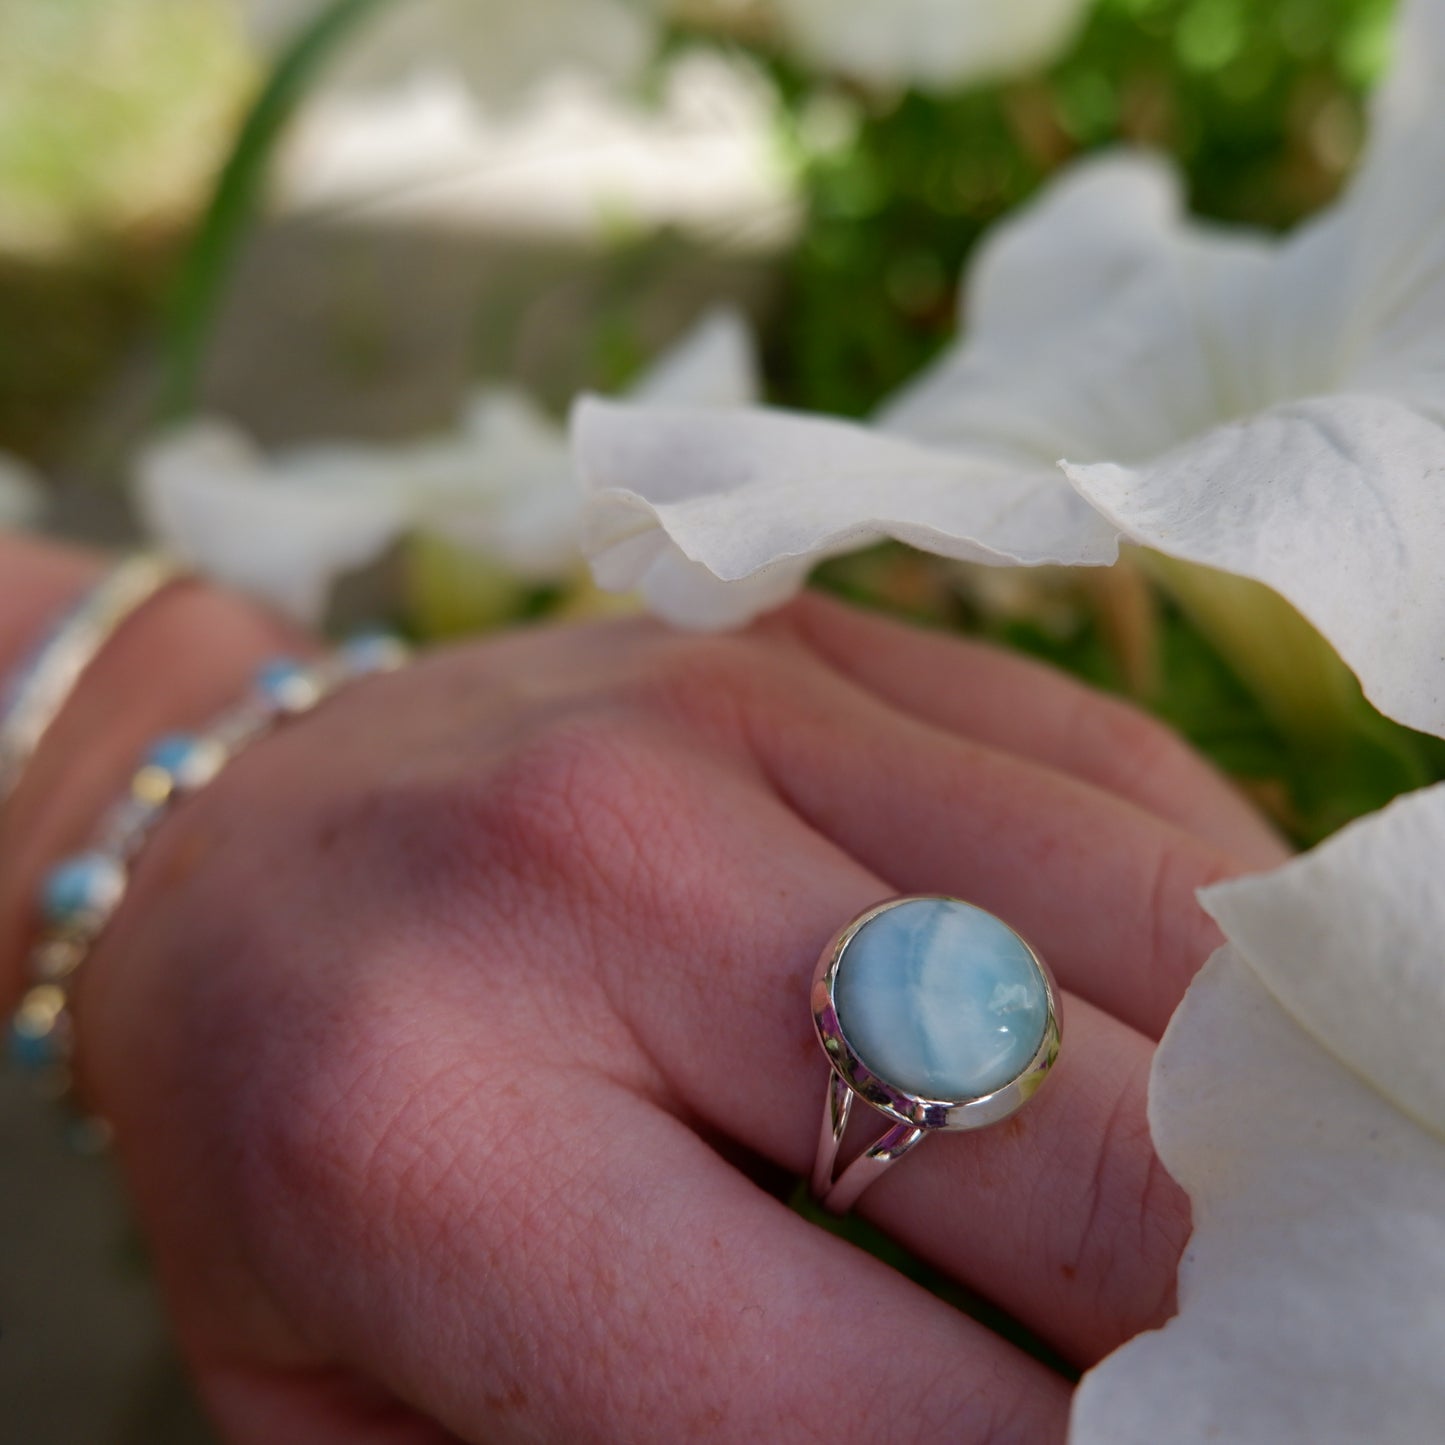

left=0, top=553, right=186, bottom=807
left=7, top=632, right=410, bottom=1123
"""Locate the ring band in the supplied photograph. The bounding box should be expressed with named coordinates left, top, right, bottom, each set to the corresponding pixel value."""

left=810, top=895, right=1062, bottom=1214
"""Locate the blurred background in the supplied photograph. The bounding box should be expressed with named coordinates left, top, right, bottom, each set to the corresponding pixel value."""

left=0, top=0, right=1404, bottom=1438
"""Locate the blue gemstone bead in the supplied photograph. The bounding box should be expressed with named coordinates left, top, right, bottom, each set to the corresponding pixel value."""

left=41, top=852, right=125, bottom=928
left=147, top=732, right=199, bottom=774
left=833, top=898, right=1049, bottom=1101
left=255, top=658, right=316, bottom=710
left=8, top=1016, right=59, bottom=1074
left=143, top=732, right=222, bottom=789
left=339, top=632, right=407, bottom=676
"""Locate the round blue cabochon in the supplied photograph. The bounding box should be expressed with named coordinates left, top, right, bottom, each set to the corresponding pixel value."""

left=832, top=898, right=1049, bottom=1100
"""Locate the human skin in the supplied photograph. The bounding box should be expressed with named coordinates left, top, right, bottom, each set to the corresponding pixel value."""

left=1, top=533, right=1288, bottom=1444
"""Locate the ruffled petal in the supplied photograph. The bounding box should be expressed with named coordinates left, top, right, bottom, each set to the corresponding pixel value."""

left=1198, top=783, right=1445, bottom=1132
left=884, top=152, right=1290, bottom=461
left=1072, top=953, right=1445, bottom=1443
left=576, top=399, right=1118, bottom=626
left=628, top=306, right=761, bottom=409
left=573, top=154, right=1281, bottom=627
left=1065, top=394, right=1445, bottom=736
left=1073, top=783, right=1445, bottom=1443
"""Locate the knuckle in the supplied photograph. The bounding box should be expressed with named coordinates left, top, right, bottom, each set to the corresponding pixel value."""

left=622, top=632, right=795, bottom=743
left=302, top=711, right=665, bottom=917
left=371, top=710, right=713, bottom=958
left=474, top=714, right=670, bottom=900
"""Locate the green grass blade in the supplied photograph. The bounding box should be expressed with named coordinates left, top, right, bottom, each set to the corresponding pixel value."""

left=160, top=0, right=395, bottom=418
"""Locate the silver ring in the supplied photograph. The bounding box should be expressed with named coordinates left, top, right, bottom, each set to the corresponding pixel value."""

left=810, top=895, right=1062, bottom=1214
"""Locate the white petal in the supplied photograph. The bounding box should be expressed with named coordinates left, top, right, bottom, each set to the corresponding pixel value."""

left=774, top=0, right=1092, bottom=91
left=1072, top=950, right=1445, bottom=1444
left=0, top=453, right=42, bottom=527
left=952, top=151, right=1187, bottom=342
left=1199, top=783, right=1445, bottom=1132
left=430, top=308, right=762, bottom=583
left=585, top=9, right=1445, bottom=663
left=570, top=153, right=1290, bottom=631
left=1073, top=783, right=1445, bottom=1443
left=576, top=398, right=1118, bottom=625
left=884, top=152, right=1288, bottom=463
left=628, top=306, right=761, bottom=409
left=591, top=520, right=812, bottom=630
left=135, top=421, right=408, bottom=625
left=1065, top=394, right=1445, bottom=736
left=439, top=389, right=582, bottom=577
left=1271, top=2, right=1445, bottom=433
left=1364, top=0, right=1445, bottom=146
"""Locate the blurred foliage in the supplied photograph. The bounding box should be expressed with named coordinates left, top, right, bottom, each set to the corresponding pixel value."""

left=0, top=246, right=174, bottom=462
left=767, top=0, right=1393, bottom=415
left=0, top=0, right=247, bottom=254
left=0, top=0, right=248, bottom=460
left=162, top=0, right=393, bottom=418
left=770, top=0, right=1423, bottom=843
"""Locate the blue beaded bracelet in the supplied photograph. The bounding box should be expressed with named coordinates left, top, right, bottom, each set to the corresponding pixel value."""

left=7, top=633, right=409, bottom=1111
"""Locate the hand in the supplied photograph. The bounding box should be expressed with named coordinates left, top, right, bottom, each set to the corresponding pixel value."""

left=75, top=594, right=1287, bottom=1444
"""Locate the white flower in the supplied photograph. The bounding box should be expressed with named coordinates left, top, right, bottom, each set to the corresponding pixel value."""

left=769, top=0, right=1093, bottom=92
left=240, top=0, right=658, bottom=115
left=576, top=0, right=1445, bottom=736
left=1071, top=782, right=1445, bottom=1444
left=0, top=454, right=42, bottom=528
left=135, top=308, right=759, bottom=624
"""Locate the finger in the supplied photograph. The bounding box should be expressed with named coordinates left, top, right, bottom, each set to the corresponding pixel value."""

left=555, top=783, right=1183, bottom=1364
left=774, top=590, right=1290, bottom=871
left=397, top=725, right=1186, bottom=1367
left=241, top=1063, right=1071, bottom=1445
left=450, top=616, right=1248, bottom=1035
left=735, top=649, right=1243, bottom=1038
left=199, top=1365, right=463, bottom=1445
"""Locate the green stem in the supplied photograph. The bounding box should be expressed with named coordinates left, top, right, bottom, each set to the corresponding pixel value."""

left=160, top=0, right=395, bottom=419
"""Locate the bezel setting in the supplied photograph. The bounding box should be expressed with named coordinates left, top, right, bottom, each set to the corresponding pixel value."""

left=812, top=895, right=1063, bottom=1133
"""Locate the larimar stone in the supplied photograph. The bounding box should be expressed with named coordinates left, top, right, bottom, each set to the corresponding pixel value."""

left=144, top=733, right=224, bottom=790
left=41, top=852, right=125, bottom=928
left=8, top=1015, right=60, bottom=1074
left=339, top=632, right=408, bottom=676
left=146, top=732, right=201, bottom=775
left=8, top=985, right=69, bottom=1075
left=255, top=658, right=320, bottom=713
left=833, top=898, right=1049, bottom=1100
